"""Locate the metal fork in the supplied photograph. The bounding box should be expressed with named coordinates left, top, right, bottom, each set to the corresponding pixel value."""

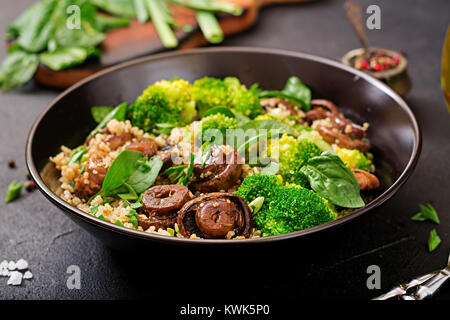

left=374, top=252, right=450, bottom=300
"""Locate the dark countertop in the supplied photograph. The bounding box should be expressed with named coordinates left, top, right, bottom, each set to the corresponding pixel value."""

left=0, top=0, right=449, bottom=301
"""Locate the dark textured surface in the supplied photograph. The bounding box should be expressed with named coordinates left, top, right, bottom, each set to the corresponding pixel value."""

left=0, top=0, right=449, bottom=301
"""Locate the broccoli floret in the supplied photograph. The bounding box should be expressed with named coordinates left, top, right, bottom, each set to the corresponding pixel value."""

left=224, top=77, right=262, bottom=119
left=275, top=134, right=322, bottom=187
left=127, top=79, right=196, bottom=132
left=297, top=129, right=332, bottom=152
left=236, top=174, right=335, bottom=237
left=191, top=76, right=263, bottom=119
left=201, top=113, right=238, bottom=143
left=334, top=147, right=372, bottom=171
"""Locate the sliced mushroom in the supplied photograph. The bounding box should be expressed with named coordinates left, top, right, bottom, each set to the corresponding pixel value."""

left=316, top=125, right=370, bottom=152
left=138, top=212, right=178, bottom=231
left=142, top=185, right=190, bottom=216
left=352, top=169, right=380, bottom=190
left=126, top=138, right=159, bottom=157
left=177, top=193, right=251, bottom=239
left=191, top=145, right=242, bottom=193
left=306, top=99, right=370, bottom=152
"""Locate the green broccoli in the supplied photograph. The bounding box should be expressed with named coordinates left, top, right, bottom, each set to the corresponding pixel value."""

left=127, top=79, right=196, bottom=132
left=236, top=174, right=335, bottom=237
left=297, top=129, right=332, bottom=152
left=200, top=113, right=238, bottom=143
left=275, top=134, right=322, bottom=187
left=335, top=147, right=372, bottom=171
left=191, top=76, right=263, bottom=119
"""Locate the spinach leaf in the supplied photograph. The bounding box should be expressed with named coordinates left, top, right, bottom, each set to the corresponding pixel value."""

left=89, top=0, right=137, bottom=18
left=52, top=0, right=105, bottom=49
left=96, top=151, right=163, bottom=200
left=259, top=76, right=311, bottom=111
left=125, top=156, right=163, bottom=194
left=16, top=0, right=58, bottom=53
left=6, top=1, right=44, bottom=40
left=87, top=102, right=128, bottom=139
left=91, top=106, right=115, bottom=123
left=300, top=151, right=364, bottom=208
left=203, top=107, right=235, bottom=119
left=0, top=50, right=39, bottom=92
left=40, top=47, right=99, bottom=71
left=95, top=13, right=130, bottom=31
left=97, top=150, right=144, bottom=197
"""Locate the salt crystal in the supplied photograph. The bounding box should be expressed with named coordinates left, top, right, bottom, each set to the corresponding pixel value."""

left=0, top=268, right=9, bottom=277
left=7, top=261, right=16, bottom=270
left=23, top=271, right=33, bottom=280
left=15, top=259, right=28, bottom=271
left=0, top=260, right=8, bottom=269
left=7, top=271, right=22, bottom=286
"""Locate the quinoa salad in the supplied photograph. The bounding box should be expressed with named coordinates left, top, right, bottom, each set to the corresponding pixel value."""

left=50, top=76, right=380, bottom=240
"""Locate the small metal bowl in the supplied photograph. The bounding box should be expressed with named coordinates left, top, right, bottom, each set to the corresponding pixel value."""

left=342, top=47, right=412, bottom=96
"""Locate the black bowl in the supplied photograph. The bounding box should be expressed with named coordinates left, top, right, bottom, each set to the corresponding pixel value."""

left=26, top=47, right=421, bottom=248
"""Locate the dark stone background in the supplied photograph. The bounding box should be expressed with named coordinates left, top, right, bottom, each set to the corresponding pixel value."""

left=0, top=0, right=449, bottom=301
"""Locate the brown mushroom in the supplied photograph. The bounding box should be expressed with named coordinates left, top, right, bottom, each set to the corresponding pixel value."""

left=352, top=169, right=380, bottom=190
left=138, top=212, right=178, bottom=231
left=73, top=151, right=109, bottom=200
left=142, top=185, right=190, bottom=216
left=177, top=193, right=251, bottom=239
left=316, top=125, right=370, bottom=152
left=305, top=99, right=370, bottom=152
left=126, top=138, right=159, bottom=157
left=105, top=131, right=132, bottom=150
left=191, top=145, right=242, bottom=193
left=260, top=97, right=298, bottom=116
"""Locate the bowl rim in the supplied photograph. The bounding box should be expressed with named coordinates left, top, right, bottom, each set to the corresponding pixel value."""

left=25, top=46, right=422, bottom=245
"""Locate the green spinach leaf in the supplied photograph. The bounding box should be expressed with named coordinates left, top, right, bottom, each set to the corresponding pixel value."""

left=87, top=102, right=128, bottom=139
left=40, top=46, right=99, bottom=71
left=16, top=0, right=58, bottom=52
left=0, top=50, right=39, bottom=92
left=300, top=151, right=364, bottom=208
left=259, top=76, right=311, bottom=111
left=89, top=0, right=137, bottom=18
left=91, top=106, right=115, bottom=123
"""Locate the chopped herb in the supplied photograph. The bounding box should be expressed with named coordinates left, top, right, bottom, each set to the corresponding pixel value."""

left=411, top=204, right=440, bottom=224
left=428, top=229, right=441, bottom=252
left=80, top=165, right=86, bottom=175
left=167, top=227, right=175, bottom=236
left=98, top=214, right=107, bottom=221
left=130, top=202, right=143, bottom=209
left=125, top=209, right=139, bottom=228
left=248, top=196, right=264, bottom=214
left=174, top=223, right=180, bottom=234
left=89, top=204, right=99, bottom=215
left=180, top=153, right=195, bottom=186
left=114, top=220, right=124, bottom=227
left=69, top=146, right=87, bottom=164
left=69, top=181, right=75, bottom=189
left=5, top=180, right=23, bottom=203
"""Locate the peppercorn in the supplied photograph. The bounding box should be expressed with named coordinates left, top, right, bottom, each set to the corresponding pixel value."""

left=24, top=181, right=36, bottom=192
left=8, top=160, right=16, bottom=169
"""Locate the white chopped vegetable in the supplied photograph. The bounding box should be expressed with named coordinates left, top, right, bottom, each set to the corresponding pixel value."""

left=7, top=271, right=22, bottom=286
left=23, top=271, right=33, bottom=280
left=7, top=261, right=16, bottom=270
left=15, top=259, right=28, bottom=271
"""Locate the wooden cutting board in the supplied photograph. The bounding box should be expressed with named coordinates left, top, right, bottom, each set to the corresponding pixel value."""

left=33, top=0, right=314, bottom=88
